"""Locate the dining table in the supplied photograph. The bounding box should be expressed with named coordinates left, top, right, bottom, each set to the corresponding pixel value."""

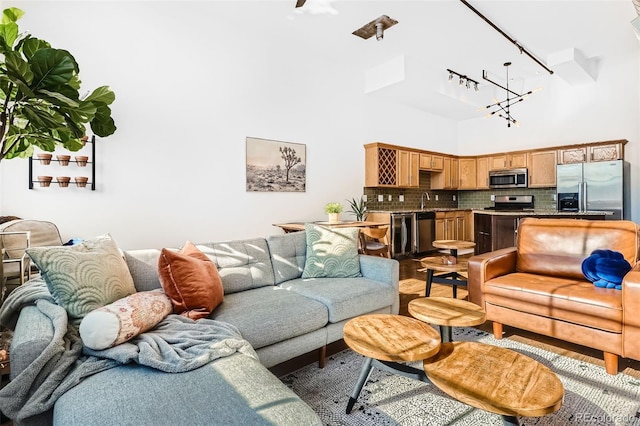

left=273, top=221, right=388, bottom=233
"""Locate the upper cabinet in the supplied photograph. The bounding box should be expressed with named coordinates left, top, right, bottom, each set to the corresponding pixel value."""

left=419, top=153, right=444, bottom=171
left=557, top=141, right=625, bottom=164
left=364, top=143, right=419, bottom=188
left=432, top=157, right=458, bottom=190
left=488, top=153, right=527, bottom=170
left=397, top=150, right=419, bottom=188
left=527, top=150, right=557, bottom=188
left=475, top=157, right=490, bottom=189
left=457, top=158, right=477, bottom=190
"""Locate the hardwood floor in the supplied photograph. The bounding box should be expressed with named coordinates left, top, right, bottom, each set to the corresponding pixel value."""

left=399, top=257, right=640, bottom=379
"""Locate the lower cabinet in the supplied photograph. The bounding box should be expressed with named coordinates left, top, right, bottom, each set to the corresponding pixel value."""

left=436, top=211, right=472, bottom=241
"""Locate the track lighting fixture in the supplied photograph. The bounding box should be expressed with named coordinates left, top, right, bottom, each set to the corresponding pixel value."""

left=447, top=69, right=480, bottom=92
left=481, top=62, right=540, bottom=128
left=375, top=23, right=384, bottom=41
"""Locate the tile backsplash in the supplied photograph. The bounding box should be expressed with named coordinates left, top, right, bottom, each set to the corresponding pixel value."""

left=363, top=171, right=557, bottom=211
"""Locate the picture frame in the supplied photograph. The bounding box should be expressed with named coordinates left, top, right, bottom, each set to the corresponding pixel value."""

left=246, top=137, right=306, bottom=192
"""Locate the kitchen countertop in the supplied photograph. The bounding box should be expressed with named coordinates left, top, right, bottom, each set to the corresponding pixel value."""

left=368, top=208, right=612, bottom=216
left=473, top=209, right=612, bottom=216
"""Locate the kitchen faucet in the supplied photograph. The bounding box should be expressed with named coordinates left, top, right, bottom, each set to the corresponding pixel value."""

left=420, top=192, right=430, bottom=209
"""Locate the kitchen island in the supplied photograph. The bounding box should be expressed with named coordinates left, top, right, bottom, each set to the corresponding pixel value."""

left=473, top=209, right=611, bottom=254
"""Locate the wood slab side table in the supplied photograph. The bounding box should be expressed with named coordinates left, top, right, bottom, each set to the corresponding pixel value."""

left=423, top=341, right=564, bottom=425
left=343, top=314, right=441, bottom=414
left=408, top=297, right=486, bottom=342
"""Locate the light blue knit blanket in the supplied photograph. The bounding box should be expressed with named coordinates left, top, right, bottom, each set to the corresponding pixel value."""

left=0, top=279, right=256, bottom=422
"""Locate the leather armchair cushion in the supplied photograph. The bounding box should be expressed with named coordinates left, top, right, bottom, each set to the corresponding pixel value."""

left=484, top=272, right=623, bottom=333
left=516, top=218, right=639, bottom=280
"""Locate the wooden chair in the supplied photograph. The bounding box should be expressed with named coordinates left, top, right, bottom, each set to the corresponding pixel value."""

left=359, top=226, right=390, bottom=258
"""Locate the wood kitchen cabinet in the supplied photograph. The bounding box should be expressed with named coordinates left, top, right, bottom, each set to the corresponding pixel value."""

left=557, top=147, right=587, bottom=164
left=557, top=141, right=624, bottom=164
left=432, top=157, right=458, bottom=190
left=527, top=150, right=557, bottom=188
left=436, top=210, right=470, bottom=241
left=457, top=158, right=477, bottom=189
left=488, top=153, right=527, bottom=170
left=419, top=153, right=444, bottom=171
left=589, top=142, right=623, bottom=162
left=475, top=157, right=490, bottom=189
left=397, top=150, right=419, bottom=188
left=365, top=144, right=397, bottom=187
left=474, top=214, right=518, bottom=254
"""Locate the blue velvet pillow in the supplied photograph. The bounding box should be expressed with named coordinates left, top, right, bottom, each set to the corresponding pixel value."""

left=581, top=249, right=631, bottom=290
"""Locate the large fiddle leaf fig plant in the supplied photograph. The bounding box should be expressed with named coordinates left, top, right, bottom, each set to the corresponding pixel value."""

left=0, top=7, right=116, bottom=164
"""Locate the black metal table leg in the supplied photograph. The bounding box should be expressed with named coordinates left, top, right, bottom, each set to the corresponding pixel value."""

left=502, top=415, right=520, bottom=425
left=439, top=325, right=453, bottom=343
left=425, top=269, right=434, bottom=297
left=346, top=357, right=374, bottom=413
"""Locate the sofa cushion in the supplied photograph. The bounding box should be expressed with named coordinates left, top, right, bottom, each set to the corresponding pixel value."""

left=280, top=276, right=395, bottom=323
left=516, top=218, right=639, bottom=280
left=26, top=234, right=136, bottom=321
left=124, top=249, right=164, bottom=292
left=302, top=224, right=361, bottom=279
left=211, top=286, right=328, bottom=349
left=267, top=231, right=306, bottom=284
left=484, top=272, right=623, bottom=332
left=196, top=238, right=275, bottom=294
left=158, top=241, right=224, bottom=319
left=54, top=353, right=322, bottom=425
left=79, top=290, right=172, bottom=350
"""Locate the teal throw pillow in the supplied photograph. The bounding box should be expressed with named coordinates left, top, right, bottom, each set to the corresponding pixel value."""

left=302, top=224, right=362, bottom=278
left=27, top=234, right=137, bottom=321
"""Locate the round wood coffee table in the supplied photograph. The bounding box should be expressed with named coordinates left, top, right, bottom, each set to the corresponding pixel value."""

left=408, top=297, right=486, bottom=342
left=423, top=341, right=564, bottom=425
left=432, top=239, right=476, bottom=257
left=343, top=314, right=441, bottom=414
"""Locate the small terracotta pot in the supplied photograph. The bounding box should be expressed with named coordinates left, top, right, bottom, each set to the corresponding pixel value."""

left=75, top=176, right=89, bottom=188
left=37, top=153, right=52, bottom=165
left=75, top=155, right=89, bottom=167
left=56, top=176, right=71, bottom=187
left=37, top=176, right=53, bottom=187
left=81, top=135, right=89, bottom=146
left=56, top=155, right=71, bottom=166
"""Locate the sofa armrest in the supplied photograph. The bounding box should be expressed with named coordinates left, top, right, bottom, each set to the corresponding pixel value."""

left=622, top=263, right=640, bottom=358
left=10, top=305, right=54, bottom=380
left=467, top=247, right=518, bottom=308
left=359, top=255, right=400, bottom=314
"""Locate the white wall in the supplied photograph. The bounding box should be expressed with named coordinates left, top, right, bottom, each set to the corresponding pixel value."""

left=457, top=50, right=640, bottom=222
left=0, top=1, right=456, bottom=249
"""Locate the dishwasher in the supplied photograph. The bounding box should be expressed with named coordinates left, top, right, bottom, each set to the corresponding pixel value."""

left=415, top=211, right=436, bottom=254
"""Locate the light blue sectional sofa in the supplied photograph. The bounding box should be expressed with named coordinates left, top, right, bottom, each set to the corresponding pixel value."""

left=10, top=230, right=399, bottom=425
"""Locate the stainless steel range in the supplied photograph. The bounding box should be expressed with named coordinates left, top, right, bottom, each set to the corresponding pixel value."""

left=484, top=195, right=535, bottom=211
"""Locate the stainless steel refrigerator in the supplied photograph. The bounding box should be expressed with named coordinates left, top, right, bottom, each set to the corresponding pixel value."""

left=556, top=160, right=627, bottom=220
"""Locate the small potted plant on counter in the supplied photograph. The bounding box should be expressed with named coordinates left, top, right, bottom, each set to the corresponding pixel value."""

left=347, top=196, right=367, bottom=221
left=324, top=202, right=343, bottom=223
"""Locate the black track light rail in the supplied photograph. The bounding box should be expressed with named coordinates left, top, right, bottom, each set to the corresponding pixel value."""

left=458, top=0, right=554, bottom=75
left=447, top=69, right=479, bottom=87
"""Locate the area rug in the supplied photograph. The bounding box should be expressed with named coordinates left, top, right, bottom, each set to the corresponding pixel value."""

left=280, top=328, right=640, bottom=425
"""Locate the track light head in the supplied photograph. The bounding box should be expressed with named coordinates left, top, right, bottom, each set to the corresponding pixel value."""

left=375, top=23, right=384, bottom=41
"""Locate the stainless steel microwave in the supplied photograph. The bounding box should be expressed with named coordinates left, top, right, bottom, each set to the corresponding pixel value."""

left=489, top=168, right=528, bottom=189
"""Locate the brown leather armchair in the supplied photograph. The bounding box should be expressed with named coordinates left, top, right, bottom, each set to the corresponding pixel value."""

left=468, top=217, right=640, bottom=375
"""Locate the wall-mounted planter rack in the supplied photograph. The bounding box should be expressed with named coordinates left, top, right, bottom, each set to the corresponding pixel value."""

left=28, top=135, right=96, bottom=190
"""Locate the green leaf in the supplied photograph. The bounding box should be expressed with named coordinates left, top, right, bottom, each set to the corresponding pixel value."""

left=21, top=104, right=65, bottom=129
left=84, top=86, right=115, bottom=105
left=4, top=50, right=33, bottom=86
left=21, top=37, right=51, bottom=61
left=30, top=48, right=77, bottom=90
left=0, top=22, right=18, bottom=50
left=2, top=8, right=24, bottom=24
left=38, top=89, right=79, bottom=108
left=90, top=104, right=116, bottom=137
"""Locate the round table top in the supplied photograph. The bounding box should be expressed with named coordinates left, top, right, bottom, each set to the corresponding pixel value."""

left=432, top=240, right=477, bottom=250
left=423, top=341, right=564, bottom=418
left=343, top=314, right=441, bottom=362
left=418, top=256, right=468, bottom=273
left=408, top=297, right=486, bottom=327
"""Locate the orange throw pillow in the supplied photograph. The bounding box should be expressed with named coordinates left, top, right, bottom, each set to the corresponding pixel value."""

left=158, top=241, right=224, bottom=319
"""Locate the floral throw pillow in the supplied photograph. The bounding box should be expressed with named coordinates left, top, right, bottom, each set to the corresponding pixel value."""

left=302, top=224, right=362, bottom=278
left=26, top=234, right=137, bottom=321
left=79, top=290, right=172, bottom=350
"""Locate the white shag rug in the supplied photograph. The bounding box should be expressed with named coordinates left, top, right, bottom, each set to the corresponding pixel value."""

left=280, top=327, right=640, bottom=425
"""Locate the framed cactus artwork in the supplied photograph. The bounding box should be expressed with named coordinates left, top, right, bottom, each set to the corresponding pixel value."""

left=246, top=137, right=306, bottom=192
